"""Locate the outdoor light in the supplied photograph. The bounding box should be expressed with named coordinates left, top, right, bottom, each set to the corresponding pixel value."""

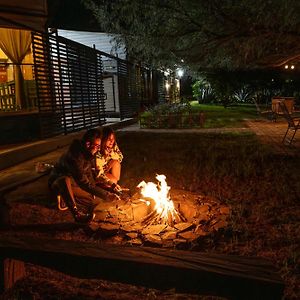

left=291, top=65, right=295, bottom=69
left=285, top=65, right=288, bottom=69
left=177, top=68, right=184, bottom=78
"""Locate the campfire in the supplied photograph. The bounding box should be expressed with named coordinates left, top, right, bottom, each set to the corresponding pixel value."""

left=89, top=174, right=231, bottom=248
left=137, top=175, right=185, bottom=226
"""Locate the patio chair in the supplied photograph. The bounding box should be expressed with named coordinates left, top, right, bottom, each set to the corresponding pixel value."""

left=279, top=101, right=300, bottom=145
left=253, top=98, right=276, bottom=121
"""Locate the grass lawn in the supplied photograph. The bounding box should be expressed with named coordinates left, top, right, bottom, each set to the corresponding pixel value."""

left=140, top=101, right=262, bottom=129
left=118, top=131, right=300, bottom=300
left=189, top=101, right=260, bottom=128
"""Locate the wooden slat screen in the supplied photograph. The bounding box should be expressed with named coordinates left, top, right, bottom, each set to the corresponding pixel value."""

left=31, top=31, right=167, bottom=137
left=117, top=60, right=141, bottom=119
left=32, top=32, right=106, bottom=138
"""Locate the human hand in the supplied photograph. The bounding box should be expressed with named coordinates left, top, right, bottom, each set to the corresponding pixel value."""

left=111, top=183, right=122, bottom=195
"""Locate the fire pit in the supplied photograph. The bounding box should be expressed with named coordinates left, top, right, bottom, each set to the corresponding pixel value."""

left=90, top=175, right=230, bottom=248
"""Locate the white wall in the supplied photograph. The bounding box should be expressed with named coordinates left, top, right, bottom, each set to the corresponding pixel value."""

left=57, top=29, right=126, bottom=59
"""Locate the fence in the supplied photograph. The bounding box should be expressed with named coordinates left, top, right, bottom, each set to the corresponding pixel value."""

left=31, top=31, right=166, bottom=139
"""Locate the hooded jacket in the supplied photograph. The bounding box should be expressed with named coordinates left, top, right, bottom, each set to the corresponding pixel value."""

left=49, top=139, right=108, bottom=199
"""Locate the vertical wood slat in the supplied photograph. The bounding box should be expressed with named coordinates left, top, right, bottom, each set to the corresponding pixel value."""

left=31, top=32, right=106, bottom=138
left=31, top=32, right=167, bottom=137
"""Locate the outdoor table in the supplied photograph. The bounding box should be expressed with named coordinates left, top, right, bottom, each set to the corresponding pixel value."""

left=271, top=97, right=295, bottom=114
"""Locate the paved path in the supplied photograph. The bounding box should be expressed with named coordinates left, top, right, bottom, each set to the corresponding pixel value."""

left=118, top=123, right=251, bottom=134
left=245, top=119, right=300, bottom=156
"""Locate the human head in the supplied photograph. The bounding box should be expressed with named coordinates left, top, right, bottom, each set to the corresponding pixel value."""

left=82, top=128, right=102, bottom=155
left=101, top=127, right=116, bottom=152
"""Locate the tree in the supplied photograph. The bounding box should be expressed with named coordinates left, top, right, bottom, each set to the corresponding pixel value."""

left=82, top=0, right=300, bottom=70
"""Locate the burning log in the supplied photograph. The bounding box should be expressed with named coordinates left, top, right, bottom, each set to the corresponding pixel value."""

left=141, top=209, right=157, bottom=225
left=138, top=175, right=186, bottom=227
left=141, top=204, right=186, bottom=227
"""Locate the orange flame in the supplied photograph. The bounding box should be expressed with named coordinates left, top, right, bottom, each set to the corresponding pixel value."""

left=137, top=174, right=176, bottom=222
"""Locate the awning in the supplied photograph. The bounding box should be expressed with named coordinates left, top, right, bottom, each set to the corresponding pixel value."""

left=0, top=0, right=48, bottom=32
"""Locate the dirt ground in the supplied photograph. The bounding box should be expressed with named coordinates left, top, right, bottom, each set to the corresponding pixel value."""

left=1, top=130, right=299, bottom=299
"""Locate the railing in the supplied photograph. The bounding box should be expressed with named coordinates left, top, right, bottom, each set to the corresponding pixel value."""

left=0, top=81, right=16, bottom=111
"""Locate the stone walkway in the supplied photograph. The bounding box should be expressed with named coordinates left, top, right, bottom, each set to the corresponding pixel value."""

left=245, top=119, right=300, bottom=156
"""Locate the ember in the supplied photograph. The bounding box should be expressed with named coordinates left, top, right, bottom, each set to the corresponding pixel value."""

left=137, top=175, right=185, bottom=226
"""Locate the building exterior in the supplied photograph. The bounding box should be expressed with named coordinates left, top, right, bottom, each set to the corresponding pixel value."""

left=0, top=7, right=166, bottom=144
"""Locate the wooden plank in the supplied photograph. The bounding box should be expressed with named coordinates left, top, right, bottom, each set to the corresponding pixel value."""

left=1, top=259, right=26, bottom=291
left=0, top=173, right=46, bottom=196
left=0, top=236, right=284, bottom=299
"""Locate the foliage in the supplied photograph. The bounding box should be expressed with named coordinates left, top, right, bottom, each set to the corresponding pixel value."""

left=192, top=77, right=215, bottom=103
left=82, top=0, right=300, bottom=70
left=140, top=101, right=258, bottom=128
left=233, top=85, right=255, bottom=103
left=144, top=102, right=190, bottom=115
left=192, top=69, right=300, bottom=107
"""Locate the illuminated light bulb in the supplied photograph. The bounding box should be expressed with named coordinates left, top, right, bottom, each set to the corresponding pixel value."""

left=285, top=65, right=289, bottom=69
left=177, top=68, right=184, bottom=78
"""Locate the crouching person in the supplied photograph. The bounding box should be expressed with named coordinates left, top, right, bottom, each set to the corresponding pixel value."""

left=48, top=128, right=118, bottom=223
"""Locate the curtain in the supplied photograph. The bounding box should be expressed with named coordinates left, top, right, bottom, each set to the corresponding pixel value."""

left=0, top=28, right=32, bottom=109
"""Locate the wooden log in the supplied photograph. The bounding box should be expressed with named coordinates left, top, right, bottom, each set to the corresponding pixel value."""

left=0, top=235, right=284, bottom=299
left=0, top=258, right=25, bottom=293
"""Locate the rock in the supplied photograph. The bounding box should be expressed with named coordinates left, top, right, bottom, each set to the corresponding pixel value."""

left=178, top=202, right=197, bottom=221
left=161, top=231, right=177, bottom=240
left=121, top=223, right=143, bottom=232
left=92, top=210, right=108, bottom=222
left=162, top=240, right=174, bottom=248
left=126, top=232, right=138, bottom=239
left=174, top=222, right=194, bottom=232
left=142, top=224, right=167, bottom=235
left=144, top=234, right=162, bottom=245
left=173, top=238, right=187, bottom=246
left=132, top=202, right=152, bottom=222
left=127, top=238, right=143, bottom=246
left=178, top=231, right=199, bottom=241
left=195, top=214, right=210, bottom=224
left=198, top=204, right=210, bottom=214
left=194, top=225, right=207, bottom=236
left=98, top=222, right=120, bottom=232
left=88, top=221, right=100, bottom=232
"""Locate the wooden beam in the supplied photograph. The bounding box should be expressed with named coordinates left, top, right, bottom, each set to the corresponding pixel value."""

left=0, top=235, right=284, bottom=299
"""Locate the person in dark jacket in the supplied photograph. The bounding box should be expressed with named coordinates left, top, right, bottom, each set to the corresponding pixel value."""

left=48, top=128, right=118, bottom=223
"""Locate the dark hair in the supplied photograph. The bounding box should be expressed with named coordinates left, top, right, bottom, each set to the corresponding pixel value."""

left=100, top=127, right=116, bottom=154
left=82, top=128, right=102, bottom=143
